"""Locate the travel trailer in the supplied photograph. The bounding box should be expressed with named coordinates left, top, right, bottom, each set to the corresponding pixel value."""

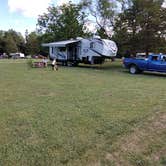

left=9, top=52, right=25, bottom=59
left=42, top=36, right=118, bottom=65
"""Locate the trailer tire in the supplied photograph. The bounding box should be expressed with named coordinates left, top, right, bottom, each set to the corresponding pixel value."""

left=129, top=65, right=139, bottom=74
left=72, top=61, right=79, bottom=66
left=64, top=61, right=68, bottom=66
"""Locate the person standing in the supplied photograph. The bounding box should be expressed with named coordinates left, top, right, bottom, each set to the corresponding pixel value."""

left=52, top=58, right=58, bottom=71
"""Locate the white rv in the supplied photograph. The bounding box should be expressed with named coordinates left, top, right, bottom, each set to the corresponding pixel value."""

left=9, top=52, right=25, bottom=59
left=42, top=36, right=118, bottom=65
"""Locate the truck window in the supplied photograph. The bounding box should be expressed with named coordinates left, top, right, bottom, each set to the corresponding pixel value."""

left=151, top=56, right=158, bottom=61
left=161, top=56, right=166, bottom=62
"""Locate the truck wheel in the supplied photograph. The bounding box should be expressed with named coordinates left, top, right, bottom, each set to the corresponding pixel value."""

left=129, top=65, right=138, bottom=74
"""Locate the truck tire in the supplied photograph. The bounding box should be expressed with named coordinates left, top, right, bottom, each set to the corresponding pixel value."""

left=129, top=65, right=139, bottom=74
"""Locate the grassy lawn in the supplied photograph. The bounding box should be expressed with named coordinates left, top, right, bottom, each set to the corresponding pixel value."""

left=0, top=59, right=165, bottom=166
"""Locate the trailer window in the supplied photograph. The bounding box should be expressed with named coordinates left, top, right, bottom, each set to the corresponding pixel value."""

left=51, top=47, right=54, bottom=54
left=59, top=47, right=66, bottom=52
left=90, top=42, right=94, bottom=49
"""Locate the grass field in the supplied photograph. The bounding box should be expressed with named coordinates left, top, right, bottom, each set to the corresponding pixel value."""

left=0, top=59, right=166, bottom=166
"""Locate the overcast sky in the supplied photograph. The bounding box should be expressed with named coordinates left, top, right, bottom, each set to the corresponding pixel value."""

left=0, top=0, right=166, bottom=36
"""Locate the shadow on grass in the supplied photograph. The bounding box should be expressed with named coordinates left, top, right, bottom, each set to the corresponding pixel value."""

left=143, top=71, right=166, bottom=77
left=121, top=70, right=166, bottom=78
left=48, top=61, right=166, bottom=78
left=76, top=62, right=123, bottom=71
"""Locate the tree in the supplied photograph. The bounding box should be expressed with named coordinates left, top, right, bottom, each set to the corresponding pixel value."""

left=0, top=31, right=5, bottom=54
left=37, top=2, right=89, bottom=42
left=6, top=29, right=25, bottom=53
left=4, top=32, right=18, bottom=54
left=26, top=32, right=40, bottom=55
left=83, top=0, right=121, bottom=38
left=113, top=0, right=166, bottom=56
left=0, top=29, right=25, bottom=55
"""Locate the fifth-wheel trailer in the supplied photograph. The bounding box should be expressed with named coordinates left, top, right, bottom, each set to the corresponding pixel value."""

left=42, top=36, right=118, bottom=65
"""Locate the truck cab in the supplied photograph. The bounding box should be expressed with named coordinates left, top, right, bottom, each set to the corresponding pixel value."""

left=123, top=54, right=166, bottom=74
left=148, top=54, right=166, bottom=72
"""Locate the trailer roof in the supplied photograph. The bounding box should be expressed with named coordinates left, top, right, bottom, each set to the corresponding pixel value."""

left=42, top=39, right=80, bottom=47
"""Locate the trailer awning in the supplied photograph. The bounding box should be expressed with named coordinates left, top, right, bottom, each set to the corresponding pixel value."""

left=42, top=39, right=80, bottom=47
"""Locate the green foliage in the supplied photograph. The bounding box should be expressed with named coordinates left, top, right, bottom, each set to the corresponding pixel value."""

left=113, top=0, right=166, bottom=56
left=37, top=2, right=89, bottom=42
left=25, top=32, right=40, bottom=55
left=1, top=0, right=166, bottom=57
left=0, top=29, right=25, bottom=54
left=0, top=31, right=6, bottom=53
left=4, top=33, right=17, bottom=54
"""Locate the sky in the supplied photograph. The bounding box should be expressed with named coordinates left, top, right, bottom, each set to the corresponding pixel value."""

left=0, top=0, right=166, bottom=37
left=0, top=0, right=79, bottom=36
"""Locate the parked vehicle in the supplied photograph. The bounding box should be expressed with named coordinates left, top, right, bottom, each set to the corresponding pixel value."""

left=0, top=53, right=8, bottom=59
left=42, top=36, right=118, bottom=66
left=10, top=53, right=25, bottom=59
left=123, top=54, right=166, bottom=74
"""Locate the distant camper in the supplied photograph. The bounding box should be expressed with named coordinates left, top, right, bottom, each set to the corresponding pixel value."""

left=42, top=36, right=118, bottom=66
left=10, top=53, right=25, bottom=59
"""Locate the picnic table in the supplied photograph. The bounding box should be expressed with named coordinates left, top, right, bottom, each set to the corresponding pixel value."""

left=32, top=61, right=45, bottom=68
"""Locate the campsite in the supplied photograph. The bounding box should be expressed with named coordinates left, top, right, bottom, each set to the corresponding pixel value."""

left=0, top=59, right=165, bottom=165
left=0, top=0, right=166, bottom=165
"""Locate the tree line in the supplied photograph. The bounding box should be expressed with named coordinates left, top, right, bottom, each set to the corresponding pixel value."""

left=0, top=29, right=37, bottom=56
left=0, top=0, right=166, bottom=57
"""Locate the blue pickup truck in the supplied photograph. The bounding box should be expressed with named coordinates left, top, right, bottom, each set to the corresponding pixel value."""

left=123, top=54, right=166, bottom=74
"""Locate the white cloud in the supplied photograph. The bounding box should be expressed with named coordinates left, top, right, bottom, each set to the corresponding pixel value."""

left=8, top=0, right=52, bottom=17
left=8, top=0, right=78, bottom=18
left=57, top=0, right=69, bottom=6
left=162, top=0, right=166, bottom=8
left=53, top=0, right=76, bottom=6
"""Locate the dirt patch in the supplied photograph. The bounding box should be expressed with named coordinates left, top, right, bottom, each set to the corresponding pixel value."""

left=105, top=112, right=166, bottom=165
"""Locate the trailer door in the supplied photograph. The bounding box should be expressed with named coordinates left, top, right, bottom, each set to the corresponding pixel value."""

left=67, top=44, right=77, bottom=61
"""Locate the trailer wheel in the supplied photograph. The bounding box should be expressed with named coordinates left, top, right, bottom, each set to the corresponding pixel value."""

left=72, top=61, right=79, bottom=66
left=63, top=61, right=68, bottom=66
left=66, top=61, right=73, bottom=67
left=129, top=65, right=139, bottom=74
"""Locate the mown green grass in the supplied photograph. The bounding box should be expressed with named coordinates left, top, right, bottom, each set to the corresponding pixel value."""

left=0, top=59, right=165, bottom=166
